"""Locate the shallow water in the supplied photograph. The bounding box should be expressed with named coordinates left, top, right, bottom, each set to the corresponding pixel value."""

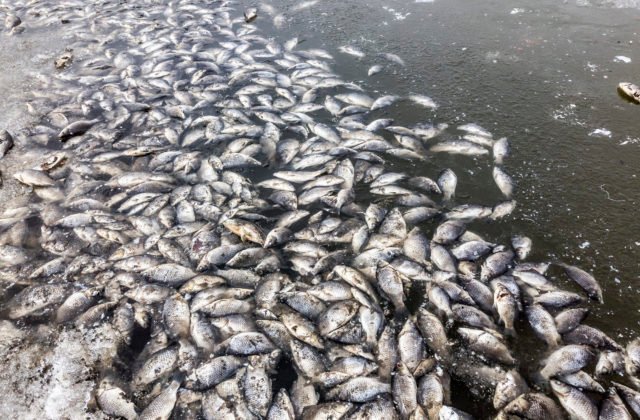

left=0, top=0, right=639, bottom=417
left=244, top=0, right=640, bottom=412
left=253, top=0, right=640, bottom=332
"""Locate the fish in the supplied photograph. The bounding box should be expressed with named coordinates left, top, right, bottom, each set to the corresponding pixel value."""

left=492, top=166, right=514, bottom=198
left=613, top=382, right=640, bottom=417
left=599, top=388, right=633, bottom=420
left=558, top=263, right=603, bottom=303
left=58, top=119, right=100, bottom=141
left=338, top=46, right=366, bottom=59
left=494, top=284, right=518, bottom=336
left=393, top=363, right=418, bottom=418
left=511, top=235, right=531, bottom=260
left=558, top=371, right=604, bottom=393
left=550, top=380, right=598, bottom=420
left=97, top=380, right=138, bottom=419
left=0, top=130, right=14, bottom=159
left=540, top=345, right=594, bottom=379
left=554, top=308, right=589, bottom=334
left=409, top=94, right=438, bottom=109
left=371, top=95, right=399, bottom=111
left=595, top=351, right=625, bottom=378
left=458, top=327, right=516, bottom=364
left=493, top=137, right=510, bottom=164
left=326, top=377, right=391, bottom=402
left=458, top=123, right=492, bottom=138
left=377, top=262, right=408, bottom=317
left=618, top=82, right=640, bottom=104
left=0, top=2, right=624, bottom=419
left=140, top=380, right=180, bottom=420
left=368, top=65, right=383, bottom=76
left=498, top=393, right=564, bottom=419
left=626, top=338, right=640, bottom=377
left=526, top=304, right=562, bottom=347
left=244, top=7, right=258, bottom=22
left=431, top=141, right=489, bottom=156
left=493, top=370, right=528, bottom=410
left=437, top=169, right=457, bottom=201
left=563, top=324, right=621, bottom=351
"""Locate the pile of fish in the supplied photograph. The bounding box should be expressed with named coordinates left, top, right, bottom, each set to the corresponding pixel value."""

left=0, top=0, right=639, bottom=419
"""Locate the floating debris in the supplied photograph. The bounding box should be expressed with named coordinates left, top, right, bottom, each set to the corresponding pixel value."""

left=614, top=55, right=632, bottom=63
left=589, top=128, right=612, bottom=137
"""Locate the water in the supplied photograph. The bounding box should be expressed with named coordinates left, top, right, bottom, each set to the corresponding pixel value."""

left=0, top=0, right=639, bottom=417
left=249, top=0, right=640, bottom=411
left=252, top=0, right=640, bottom=335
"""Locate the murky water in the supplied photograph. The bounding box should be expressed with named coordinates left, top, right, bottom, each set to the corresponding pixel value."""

left=243, top=1, right=640, bottom=412
left=0, top=0, right=639, bottom=417
left=253, top=0, right=640, bottom=332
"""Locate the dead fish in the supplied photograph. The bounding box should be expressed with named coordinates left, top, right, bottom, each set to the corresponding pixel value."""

left=326, top=377, right=391, bottom=402
left=595, top=351, right=625, bottom=378
left=223, top=219, right=265, bottom=245
left=626, top=338, right=640, bottom=376
left=554, top=308, right=589, bottom=334
left=409, top=95, right=438, bottom=109
left=599, top=388, right=633, bottom=420
left=371, top=95, right=399, bottom=111
left=494, top=284, right=518, bottom=336
left=97, top=379, right=138, bottom=420
left=437, top=169, right=457, bottom=201
left=0, top=130, right=14, bottom=159
left=244, top=7, right=258, bottom=22
left=433, top=221, right=466, bottom=245
left=526, top=304, right=562, bottom=347
left=549, top=380, right=597, bottom=420
left=493, top=137, right=510, bottom=164
left=393, top=362, right=418, bottom=418
left=5, top=15, right=21, bottom=29
left=618, top=82, right=640, bottom=104
left=368, top=65, right=383, bottom=76
left=458, top=327, right=516, bottom=364
left=493, top=370, right=528, bottom=411
left=612, top=382, right=640, bottom=417
left=498, top=393, right=564, bottom=419
left=563, top=324, right=621, bottom=351
left=14, top=169, right=56, bottom=187
left=458, top=123, right=492, bottom=138
left=540, top=345, right=594, bottom=379
left=376, top=261, right=408, bottom=317
left=511, top=235, right=531, bottom=260
left=379, top=52, right=405, bottom=66
left=558, top=263, right=603, bottom=303
left=338, top=46, right=365, bottom=59
left=431, top=141, right=489, bottom=156
left=58, top=119, right=99, bottom=141
left=6, top=284, right=70, bottom=319
left=492, top=166, right=514, bottom=198
left=139, top=380, right=180, bottom=420
left=557, top=371, right=604, bottom=393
